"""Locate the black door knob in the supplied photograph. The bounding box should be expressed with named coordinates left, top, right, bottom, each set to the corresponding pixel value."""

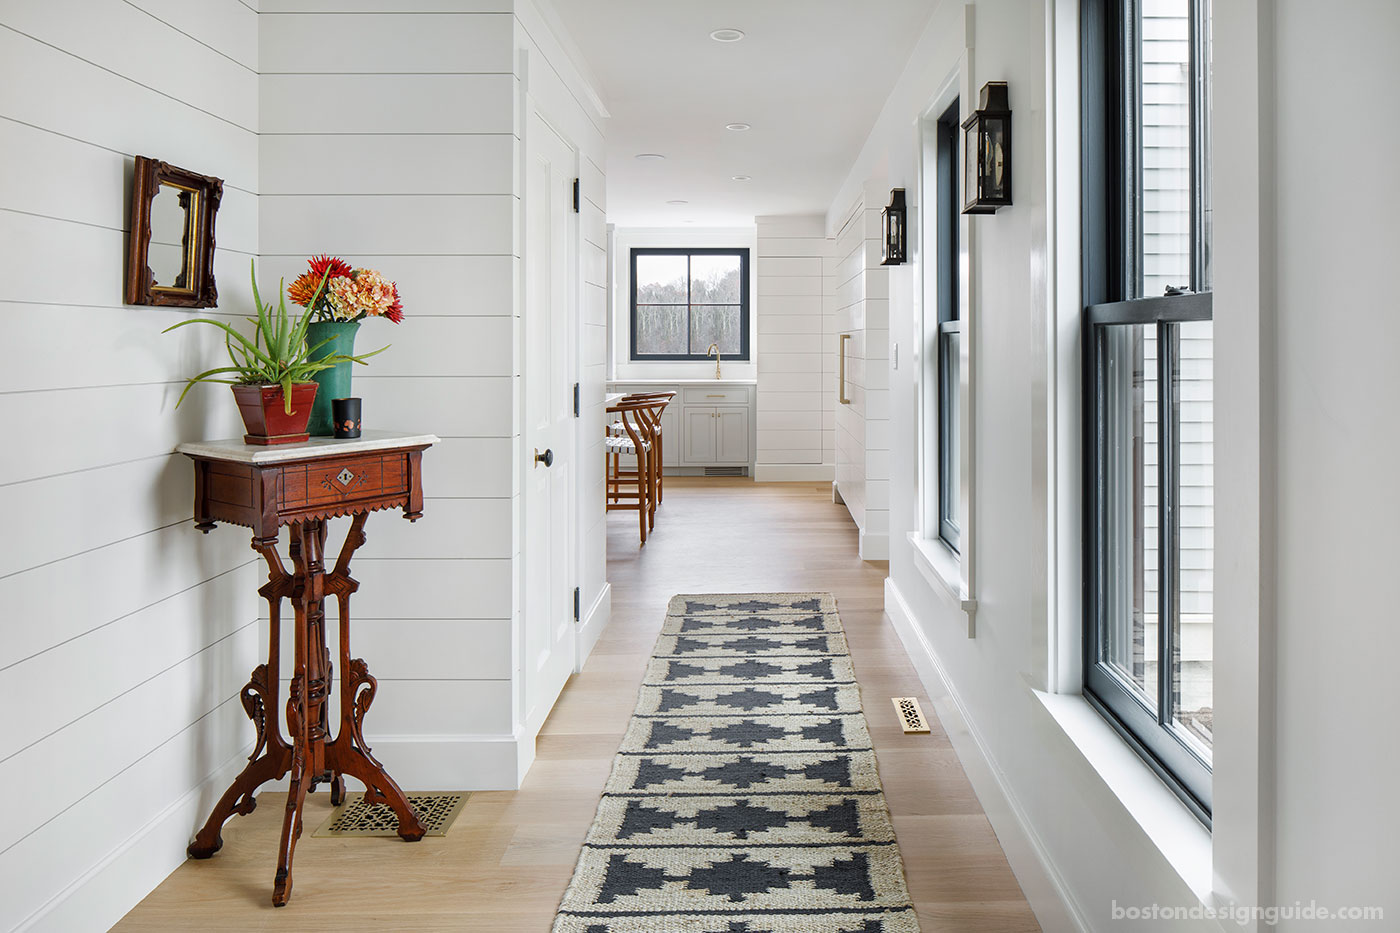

left=534, top=448, right=554, bottom=467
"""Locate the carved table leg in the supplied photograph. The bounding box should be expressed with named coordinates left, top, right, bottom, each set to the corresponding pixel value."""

left=325, top=513, right=427, bottom=841
left=271, top=520, right=329, bottom=907
left=274, top=672, right=311, bottom=907
left=188, top=539, right=294, bottom=859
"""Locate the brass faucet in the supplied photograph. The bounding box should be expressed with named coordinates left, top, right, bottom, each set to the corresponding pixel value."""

left=707, top=343, right=722, bottom=379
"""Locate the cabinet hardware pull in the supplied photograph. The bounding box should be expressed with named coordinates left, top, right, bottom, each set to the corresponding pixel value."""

left=838, top=334, right=852, bottom=405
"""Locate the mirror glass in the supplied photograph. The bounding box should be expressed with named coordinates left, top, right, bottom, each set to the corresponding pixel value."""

left=149, top=182, right=196, bottom=291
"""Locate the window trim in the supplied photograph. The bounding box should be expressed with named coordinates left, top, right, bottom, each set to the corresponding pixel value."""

left=1081, top=0, right=1213, bottom=825
left=915, top=66, right=977, bottom=633
left=628, top=247, right=751, bottom=362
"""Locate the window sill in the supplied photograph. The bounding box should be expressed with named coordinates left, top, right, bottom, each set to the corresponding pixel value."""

left=1030, top=687, right=1213, bottom=904
left=906, top=532, right=977, bottom=620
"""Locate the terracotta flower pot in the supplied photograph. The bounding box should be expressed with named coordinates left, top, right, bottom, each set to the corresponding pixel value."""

left=231, top=383, right=319, bottom=445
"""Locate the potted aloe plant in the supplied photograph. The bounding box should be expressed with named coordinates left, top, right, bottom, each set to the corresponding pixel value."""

left=165, top=261, right=384, bottom=445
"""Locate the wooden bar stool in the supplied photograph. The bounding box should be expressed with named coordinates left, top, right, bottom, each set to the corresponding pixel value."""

left=618, top=391, right=674, bottom=503
left=605, top=400, right=654, bottom=544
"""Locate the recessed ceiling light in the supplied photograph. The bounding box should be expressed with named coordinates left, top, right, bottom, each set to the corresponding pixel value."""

left=725, top=123, right=752, bottom=132
left=667, top=199, right=689, bottom=205
left=731, top=175, right=752, bottom=181
left=710, top=28, right=745, bottom=42
left=634, top=153, right=666, bottom=161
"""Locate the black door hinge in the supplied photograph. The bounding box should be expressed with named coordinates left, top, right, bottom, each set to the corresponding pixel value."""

left=572, top=178, right=580, bottom=213
left=573, top=587, right=581, bottom=621
left=573, top=382, right=580, bottom=417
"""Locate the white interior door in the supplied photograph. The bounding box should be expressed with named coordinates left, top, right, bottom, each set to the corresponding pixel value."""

left=521, top=103, right=577, bottom=734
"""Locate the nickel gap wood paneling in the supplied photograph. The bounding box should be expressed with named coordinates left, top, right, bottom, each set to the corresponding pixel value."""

left=553, top=592, right=918, bottom=933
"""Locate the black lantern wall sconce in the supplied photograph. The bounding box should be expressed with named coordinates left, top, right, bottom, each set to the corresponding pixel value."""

left=962, top=81, right=1012, bottom=214
left=880, top=188, right=907, bottom=265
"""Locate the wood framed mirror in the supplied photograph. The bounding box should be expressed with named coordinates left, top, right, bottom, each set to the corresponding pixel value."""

left=125, top=156, right=223, bottom=308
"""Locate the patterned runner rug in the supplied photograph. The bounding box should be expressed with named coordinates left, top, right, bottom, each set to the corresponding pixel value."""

left=552, top=593, right=920, bottom=933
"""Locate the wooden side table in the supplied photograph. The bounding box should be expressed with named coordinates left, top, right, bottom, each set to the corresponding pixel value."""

left=176, top=430, right=438, bottom=906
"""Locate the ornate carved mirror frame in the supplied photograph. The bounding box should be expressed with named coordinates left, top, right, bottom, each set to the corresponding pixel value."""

left=125, top=155, right=223, bottom=308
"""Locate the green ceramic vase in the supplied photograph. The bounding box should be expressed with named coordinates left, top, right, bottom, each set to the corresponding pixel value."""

left=304, top=319, right=360, bottom=437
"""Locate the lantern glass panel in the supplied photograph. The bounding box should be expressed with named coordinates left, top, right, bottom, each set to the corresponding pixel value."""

left=985, top=117, right=1008, bottom=199
left=964, top=122, right=980, bottom=205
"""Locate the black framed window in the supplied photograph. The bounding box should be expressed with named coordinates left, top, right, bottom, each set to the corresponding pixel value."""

left=1082, top=0, right=1214, bottom=822
left=935, top=101, right=961, bottom=552
left=630, top=248, right=750, bottom=361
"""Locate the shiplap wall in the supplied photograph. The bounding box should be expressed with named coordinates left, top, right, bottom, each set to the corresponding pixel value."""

left=0, top=3, right=261, bottom=931
left=754, top=216, right=834, bottom=481
left=258, top=0, right=609, bottom=788
left=0, top=2, right=605, bottom=928
left=258, top=1, right=523, bottom=788
left=830, top=186, right=891, bottom=559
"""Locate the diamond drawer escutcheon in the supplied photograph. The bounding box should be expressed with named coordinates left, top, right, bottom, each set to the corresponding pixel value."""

left=336, top=468, right=356, bottom=486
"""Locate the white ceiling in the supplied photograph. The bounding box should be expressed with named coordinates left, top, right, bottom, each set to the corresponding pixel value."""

left=547, top=0, right=937, bottom=227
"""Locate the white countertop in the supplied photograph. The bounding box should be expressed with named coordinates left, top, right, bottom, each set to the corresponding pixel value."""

left=176, top=429, right=439, bottom=464
left=607, top=379, right=757, bottom=387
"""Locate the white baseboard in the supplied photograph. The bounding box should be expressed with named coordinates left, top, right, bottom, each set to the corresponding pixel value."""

left=884, top=577, right=1085, bottom=933
left=576, top=582, right=611, bottom=673
left=17, top=747, right=251, bottom=933
left=358, top=734, right=529, bottom=791
left=858, top=531, right=889, bottom=560
left=753, top=463, right=835, bottom=482
left=256, top=732, right=531, bottom=795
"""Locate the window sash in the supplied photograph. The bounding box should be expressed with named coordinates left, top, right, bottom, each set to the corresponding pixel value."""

left=934, top=101, right=961, bottom=551
left=629, top=248, right=750, bottom=361
left=938, top=321, right=961, bottom=551
left=1082, top=0, right=1213, bottom=824
left=1085, top=292, right=1211, bottom=820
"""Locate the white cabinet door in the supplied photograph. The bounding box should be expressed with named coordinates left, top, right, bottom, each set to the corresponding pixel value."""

left=684, top=407, right=717, bottom=463
left=660, top=406, right=680, bottom=467
left=715, top=407, right=749, bottom=463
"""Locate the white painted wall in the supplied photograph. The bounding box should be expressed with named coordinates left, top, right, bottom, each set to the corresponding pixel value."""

left=609, top=226, right=759, bottom=383
left=854, top=0, right=1207, bottom=928
left=0, top=3, right=261, bottom=932
left=1265, top=0, right=1400, bottom=925
left=853, top=0, right=1400, bottom=931
left=753, top=215, right=835, bottom=482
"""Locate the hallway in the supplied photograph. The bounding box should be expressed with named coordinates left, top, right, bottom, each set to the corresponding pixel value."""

left=113, top=480, right=1037, bottom=932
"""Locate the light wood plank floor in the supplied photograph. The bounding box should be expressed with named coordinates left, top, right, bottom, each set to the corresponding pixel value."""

left=114, top=478, right=1039, bottom=932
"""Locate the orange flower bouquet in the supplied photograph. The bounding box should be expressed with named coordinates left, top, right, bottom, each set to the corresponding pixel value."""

left=286, top=255, right=402, bottom=435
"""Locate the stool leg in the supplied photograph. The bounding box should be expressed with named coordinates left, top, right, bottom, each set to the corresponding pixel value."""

left=637, top=446, right=648, bottom=545
left=647, top=441, right=657, bottom=530
left=656, top=432, right=664, bottom=503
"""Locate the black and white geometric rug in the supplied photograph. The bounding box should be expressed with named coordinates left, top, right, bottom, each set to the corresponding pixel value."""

left=552, top=593, right=920, bottom=933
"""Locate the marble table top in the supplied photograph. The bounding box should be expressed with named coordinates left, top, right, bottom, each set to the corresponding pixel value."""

left=176, top=429, right=439, bottom=464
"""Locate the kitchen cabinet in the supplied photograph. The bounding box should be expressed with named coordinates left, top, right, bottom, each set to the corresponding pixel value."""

left=607, top=381, right=755, bottom=474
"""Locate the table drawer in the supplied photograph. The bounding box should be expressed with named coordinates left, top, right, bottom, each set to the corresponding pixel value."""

left=281, top=453, right=408, bottom=510
left=683, top=386, right=749, bottom=404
